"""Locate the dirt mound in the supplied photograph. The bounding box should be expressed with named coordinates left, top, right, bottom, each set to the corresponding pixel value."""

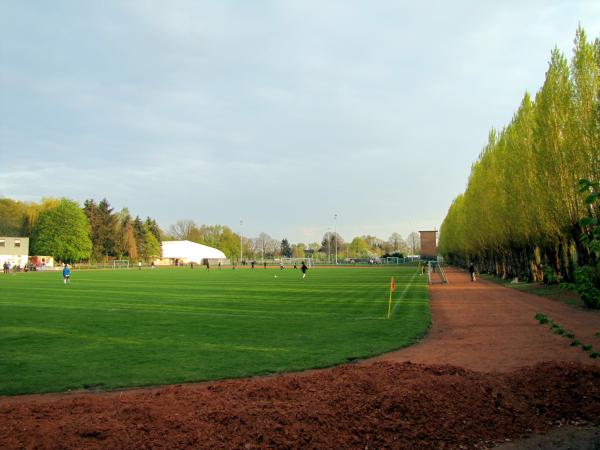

left=1, top=361, right=598, bottom=449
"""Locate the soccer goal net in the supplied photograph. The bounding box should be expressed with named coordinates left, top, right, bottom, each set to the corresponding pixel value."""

left=280, top=257, right=314, bottom=268
left=382, top=257, right=401, bottom=264
left=112, top=260, right=130, bottom=269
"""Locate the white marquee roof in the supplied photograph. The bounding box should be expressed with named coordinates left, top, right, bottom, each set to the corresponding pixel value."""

left=161, top=240, right=226, bottom=262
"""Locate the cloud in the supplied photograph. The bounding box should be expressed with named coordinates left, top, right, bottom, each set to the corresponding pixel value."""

left=2, top=1, right=599, bottom=241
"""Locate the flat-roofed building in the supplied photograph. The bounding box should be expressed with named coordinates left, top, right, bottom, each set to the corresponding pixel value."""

left=0, top=237, right=29, bottom=268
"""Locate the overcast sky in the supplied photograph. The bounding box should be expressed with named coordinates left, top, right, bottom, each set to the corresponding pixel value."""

left=1, top=1, right=599, bottom=244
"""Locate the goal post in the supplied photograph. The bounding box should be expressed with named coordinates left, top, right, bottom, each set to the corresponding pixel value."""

left=382, top=257, right=401, bottom=264
left=280, top=257, right=314, bottom=268
left=112, top=260, right=130, bottom=269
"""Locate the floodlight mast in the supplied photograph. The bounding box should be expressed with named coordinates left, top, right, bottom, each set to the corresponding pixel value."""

left=334, top=213, right=338, bottom=265
left=240, top=220, right=243, bottom=263
left=327, top=228, right=331, bottom=264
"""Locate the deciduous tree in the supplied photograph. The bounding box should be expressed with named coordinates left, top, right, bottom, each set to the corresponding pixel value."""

left=30, top=199, right=92, bottom=262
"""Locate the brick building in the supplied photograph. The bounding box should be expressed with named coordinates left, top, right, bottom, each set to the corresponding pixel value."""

left=419, top=231, right=437, bottom=260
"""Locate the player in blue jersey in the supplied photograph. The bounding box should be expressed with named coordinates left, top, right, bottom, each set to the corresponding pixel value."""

left=63, top=264, right=71, bottom=284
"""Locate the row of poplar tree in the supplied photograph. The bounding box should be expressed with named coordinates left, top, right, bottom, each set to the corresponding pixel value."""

left=438, top=27, right=599, bottom=286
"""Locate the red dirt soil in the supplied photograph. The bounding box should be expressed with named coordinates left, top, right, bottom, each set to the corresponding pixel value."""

left=1, top=269, right=599, bottom=449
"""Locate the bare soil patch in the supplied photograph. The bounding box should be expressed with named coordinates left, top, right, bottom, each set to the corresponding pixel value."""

left=1, top=268, right=599, bottom=449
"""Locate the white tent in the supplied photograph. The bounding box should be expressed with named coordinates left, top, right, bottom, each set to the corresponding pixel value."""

left=160, top=240, right=227, bottom=264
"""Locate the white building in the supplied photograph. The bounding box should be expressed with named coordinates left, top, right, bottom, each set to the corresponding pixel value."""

left=0, top=237, right=29, bottom=268
left=158, top=240, right=227, bottom=265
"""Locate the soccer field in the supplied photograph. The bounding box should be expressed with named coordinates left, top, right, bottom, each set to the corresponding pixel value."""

left=0, top=265, right=429, bottom=395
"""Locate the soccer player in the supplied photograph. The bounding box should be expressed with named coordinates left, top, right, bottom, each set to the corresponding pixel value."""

left=301, top=261, right=308, bottom=279
left=62, top=264, right=71, bottom=284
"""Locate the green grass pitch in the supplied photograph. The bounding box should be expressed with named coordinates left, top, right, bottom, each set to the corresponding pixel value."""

left=0, top=265, right=430, bottom=395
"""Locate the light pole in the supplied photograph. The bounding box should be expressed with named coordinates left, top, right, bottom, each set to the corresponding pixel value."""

left=240, top=220, right=243, bottom=263
left=327, top=228, right=331, bottom=264
left=334, top=213, right=338, bottom=265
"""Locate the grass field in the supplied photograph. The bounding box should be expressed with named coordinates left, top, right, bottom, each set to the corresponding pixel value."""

left=0, top=265, right=429, bottom=395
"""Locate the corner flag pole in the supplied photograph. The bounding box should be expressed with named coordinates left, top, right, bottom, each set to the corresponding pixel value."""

left=387, top=276, right=395, bottom=319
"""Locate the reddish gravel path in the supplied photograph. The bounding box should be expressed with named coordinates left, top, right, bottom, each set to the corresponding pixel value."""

left=1, top=268, right=599, bottom=449
left=373, top=268, right=600, bottom=371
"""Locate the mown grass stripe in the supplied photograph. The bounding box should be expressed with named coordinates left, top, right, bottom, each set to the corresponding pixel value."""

left=0, top=266, right=429, bottom=395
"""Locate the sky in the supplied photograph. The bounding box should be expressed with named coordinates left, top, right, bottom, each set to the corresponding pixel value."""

left=1, top=1, right=599, bottom=244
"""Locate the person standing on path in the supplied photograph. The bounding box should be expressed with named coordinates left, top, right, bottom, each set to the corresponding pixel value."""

left=62, top=264, right=71, bottom=284
left=469, top=263, right=476, bottom=282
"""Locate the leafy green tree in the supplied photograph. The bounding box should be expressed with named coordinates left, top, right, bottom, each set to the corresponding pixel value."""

left=217, top=226, right=240, bottom=260
left=348, top=237, right=369, bottom=258
left=575, top=179, right=600, bottom=308
left=292, top=243, right=306, bottom=258
left=144, top=229, right=162, bottom=262
left=439, top=26, right=600, bottom=282
left=21, top=198, right=61, bottom=237
left=145, top=217, right=162, bottom=242
left=30, top=199, right=92, bottom=262
left=0, top=198, right=28, bottom=236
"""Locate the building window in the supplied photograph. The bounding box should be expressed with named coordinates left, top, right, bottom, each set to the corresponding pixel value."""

left=14, top=240, right=20, bottom=248
left=0, top=240, right=4, bottom=247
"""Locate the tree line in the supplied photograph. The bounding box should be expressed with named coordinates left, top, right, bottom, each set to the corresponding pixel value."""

left=167, top=220, right=419, bottom=262
left=0, top=197, right=417, bottom=263
left=0, top=197, right=163, bottom=263
left=438, top=27, right=599, bottom=293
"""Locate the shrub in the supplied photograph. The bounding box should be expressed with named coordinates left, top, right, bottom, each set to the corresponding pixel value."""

left=535, top=313, right=549, bottom=324
left=543, top=265, right=560, bottom=285
left=574, top=266, right=600, bottom=309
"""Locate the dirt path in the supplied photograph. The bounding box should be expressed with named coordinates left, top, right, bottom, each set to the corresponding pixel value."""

left=373, top=268, right=600, bottom=371
left=1, top=268, right=599, bottom=449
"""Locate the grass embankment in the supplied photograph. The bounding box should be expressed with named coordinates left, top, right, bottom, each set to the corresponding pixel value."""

left=0, top=266, right=429, bottom=395
left=479, top=274, right=584, bottom=307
